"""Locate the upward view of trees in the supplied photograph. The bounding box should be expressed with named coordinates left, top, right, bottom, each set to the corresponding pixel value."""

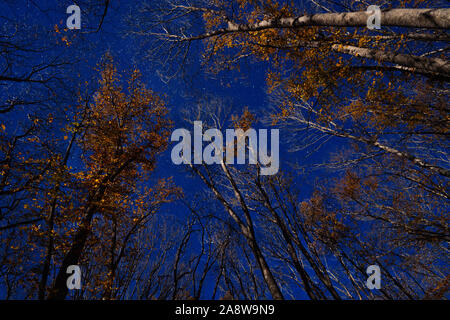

left=0, top=0, right=448, bottom=300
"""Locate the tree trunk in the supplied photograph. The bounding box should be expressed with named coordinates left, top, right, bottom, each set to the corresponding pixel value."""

left=47, top=158, right=134, bottom=300
left=282, top=8, right=450, bottom=29
left=38, top=129, right=78, bottom=300
left=191, top=164, right=284, bottom=299
left=331, top=44, right=450, bottom=77
left=46, top=207, right=96, bottom=300
left=181, top=8, right=450, bottom=41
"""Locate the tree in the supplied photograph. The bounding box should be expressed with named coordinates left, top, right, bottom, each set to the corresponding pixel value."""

left=134, top=0, right=449, bottom=246
left=44, top=55, right=176, bottom=299
left=178, top=102, right=447, bottom=299
left=0, top=52, right=178, bottom=299
left=1, top=0, right=448, bottom=300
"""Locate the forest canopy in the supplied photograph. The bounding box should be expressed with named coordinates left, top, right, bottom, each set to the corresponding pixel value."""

left=0, top=0, right=448, bottom=300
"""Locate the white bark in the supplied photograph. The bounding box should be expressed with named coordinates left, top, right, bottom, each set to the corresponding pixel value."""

left=174, top=8, right=450, bottom=41
left=331, top=44, right=450, bottom=76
